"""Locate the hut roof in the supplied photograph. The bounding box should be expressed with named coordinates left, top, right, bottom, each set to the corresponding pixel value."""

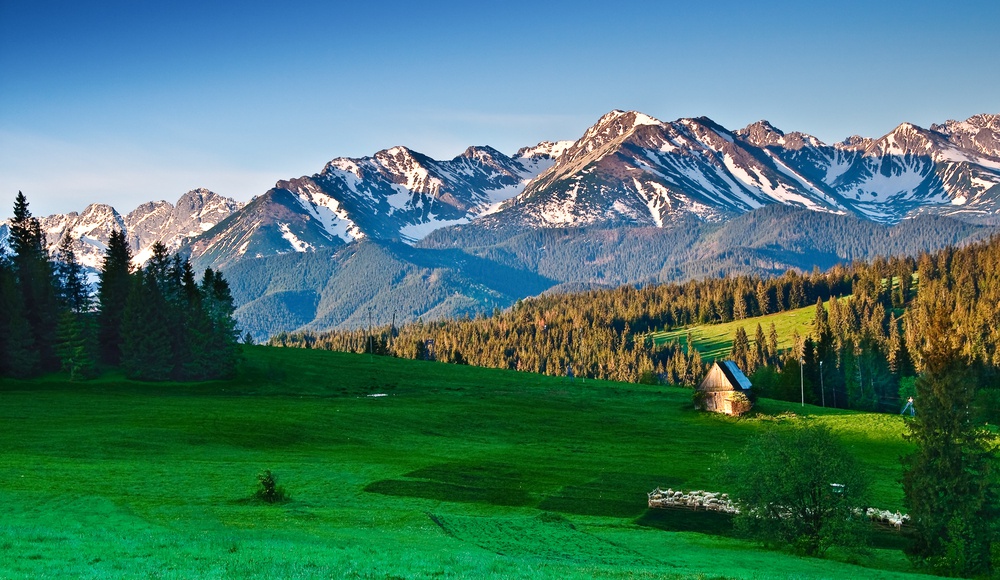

left=719, top=360, right=752, bottom=390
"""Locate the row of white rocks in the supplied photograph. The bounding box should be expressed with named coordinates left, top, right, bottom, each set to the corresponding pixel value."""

left=647, top=488, right=911, bottom=529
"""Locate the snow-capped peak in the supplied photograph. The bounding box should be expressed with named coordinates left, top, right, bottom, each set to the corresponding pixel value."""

left=590, top=110, right=663, bottom=134
left=736, top=120, right=786, bottom=147
left=930, top=113, right=1000, bottom=159
left=515, top=140, right=575, bottom=161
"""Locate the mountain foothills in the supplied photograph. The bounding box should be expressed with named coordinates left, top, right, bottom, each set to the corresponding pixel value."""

left=4, top=110, right=1000, bottom=340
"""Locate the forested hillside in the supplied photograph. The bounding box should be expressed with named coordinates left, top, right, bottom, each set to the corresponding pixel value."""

left=422, top=205, right=994, bottom=284
left=227, top=205, right=994, bottom=341
left=273, top=232, right=1000, bottom=419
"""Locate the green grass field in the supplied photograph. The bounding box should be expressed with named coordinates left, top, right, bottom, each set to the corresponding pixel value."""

left=651, top=305, right=821, bottom=361
left=0, top=346, right=929, bottom=578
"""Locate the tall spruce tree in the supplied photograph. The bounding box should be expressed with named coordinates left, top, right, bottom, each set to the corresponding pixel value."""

left=201, top=268, right=241, bottom=379
left=902, top=304, right=998, bottom=576
left=120, top=267, right=174, bottom=380
left=55, top=234, right=89, bottom=313
left=54, top=234, right=96, bottom=379
left=8, top=191, right=59, bottom=373
left=730, top=326, right=752, bottom=374
left=0, top=246, right=39, bottom=377
left=96, top=229, right=133, bottom=365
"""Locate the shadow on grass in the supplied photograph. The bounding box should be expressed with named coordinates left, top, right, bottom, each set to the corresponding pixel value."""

left=868, top=526, right=914, bottom=551
left=365, top=461, right=533, bottom=507
left=637, top=508, right=913, bottom=552
left=636, top=508, right=738, bottom=537
left=538, top=473, right=685, bottom=518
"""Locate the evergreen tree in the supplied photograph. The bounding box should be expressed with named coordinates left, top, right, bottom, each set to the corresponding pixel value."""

left=200, top=267, right=241, bottom=379
left=96, top=229, right=132, bottom=365
left=902, top=306, right=998, bottom=576
left=54, top=234, right=97, bottom=379
left=55, top=234, right=89, bottom=314
left=121, top=269, right=174, bottom=380
left=8, top=191, right=59, bottom=372
left=767, top=322, right=779, bottom=365
left=753, top=323, right=767, bottom=371
left=730, top=326, right=752, bottom=374
left=55, top=309, right=96, bottom=380
left=0, top=247, right=39, bottom=377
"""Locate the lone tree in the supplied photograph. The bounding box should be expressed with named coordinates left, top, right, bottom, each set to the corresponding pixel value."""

left=725, top=423, right=871, bottom=557
left=902, top=303, right=998, bottom=576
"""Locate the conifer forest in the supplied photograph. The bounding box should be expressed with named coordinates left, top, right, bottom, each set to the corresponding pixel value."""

left=0, top=192, right=241, bottom=381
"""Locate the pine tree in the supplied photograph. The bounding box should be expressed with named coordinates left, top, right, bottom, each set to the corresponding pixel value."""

left=56, top=309, right=96, bottom=380
left=55, top=234, right=89, bottom=314
left=730, top=327, right=751, bottom=374
left=767, top=322, right=779, bottom=365
left=756, top=281, right=771, bottom=315
left=0, top=247, right=39, bottom=377
left=120, top=269, right=174, bottom=380
left=8, top=192, right=59, bottom=373
left=753, top=323, right=766, bottom=371
left=96, top=229, right=133, bottom=365
left=902, top=306, right=998, bottom=576
left=200, top=267, right=241, bottom=379
left=53, top=234, right=97, bottom=379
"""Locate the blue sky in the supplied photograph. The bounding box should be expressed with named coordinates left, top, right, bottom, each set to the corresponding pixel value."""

left=2, top=0, right=998, bottom=216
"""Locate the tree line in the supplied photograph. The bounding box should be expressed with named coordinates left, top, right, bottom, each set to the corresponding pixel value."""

left=269, top=230, right=1000, bottom=419
left=0, top=192, right=241, bottom=380
left=269, top=264, right=857, bottom=384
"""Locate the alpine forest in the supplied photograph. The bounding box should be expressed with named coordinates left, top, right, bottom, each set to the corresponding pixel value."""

left=0, top=192, right=242, bottom=381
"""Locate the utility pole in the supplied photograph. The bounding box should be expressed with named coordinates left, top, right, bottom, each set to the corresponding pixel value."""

left=800, top=357, right=805, bottom=407
left=390, top=311, right=396, bottom=353
left=820, top=360, right=825, bottom=407
left=367, top=306, right=373, bottom=362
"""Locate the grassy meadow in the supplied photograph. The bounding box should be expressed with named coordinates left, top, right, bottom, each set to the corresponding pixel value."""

left=651, top=304, right=820, bottom=361
left=0, top=346, right=929, bottom=578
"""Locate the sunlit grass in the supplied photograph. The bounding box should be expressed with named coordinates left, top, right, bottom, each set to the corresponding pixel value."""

left=0, top=346, right=928, bottom=578
left=651, top=303, right=822, bottom=360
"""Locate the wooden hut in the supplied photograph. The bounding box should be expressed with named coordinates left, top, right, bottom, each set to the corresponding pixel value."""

left=697, top=360, right=753, bottom=415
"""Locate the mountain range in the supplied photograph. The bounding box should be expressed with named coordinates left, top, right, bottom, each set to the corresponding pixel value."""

left=4, top=110, right=999, bottom=340
left=0, top=188, right=242, bottom=270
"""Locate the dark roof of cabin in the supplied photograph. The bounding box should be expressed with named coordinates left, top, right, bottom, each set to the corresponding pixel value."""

left=718, top=360, right=752, bottom=390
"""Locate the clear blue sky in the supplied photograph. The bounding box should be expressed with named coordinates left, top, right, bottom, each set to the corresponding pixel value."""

left=2, top=0, right=998, bottom=217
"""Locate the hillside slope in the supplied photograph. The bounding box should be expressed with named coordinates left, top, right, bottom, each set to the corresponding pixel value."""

left=0, top=346, right=922, bottom=578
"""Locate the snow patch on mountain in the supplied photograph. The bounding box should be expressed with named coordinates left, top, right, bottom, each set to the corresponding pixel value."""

left=516, top=140, right=575, bottom=160
left=399, top=216, right=471, bottom=241
left=292, top=180, right=365, bottom=242
left=279, top=223, right=314, bottom=252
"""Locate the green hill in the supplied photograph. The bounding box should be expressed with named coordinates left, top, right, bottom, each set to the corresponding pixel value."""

left=652, top=303, right=823, bottom=361
left=0, top=346, right=928, bottom=578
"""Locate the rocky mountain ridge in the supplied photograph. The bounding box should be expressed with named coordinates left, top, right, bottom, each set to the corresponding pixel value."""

left=474, top=111, right=1000, bottom=234
left=0, top=188, right=242, bottom=269
left=186, top=141, right=573, bottom=268
left=6, top=110, right=998, bottom=276
left=188, top=109, right=1000, bottom=270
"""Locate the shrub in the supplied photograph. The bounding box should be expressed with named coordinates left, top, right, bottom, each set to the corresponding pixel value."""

left=724, top=423, right=871, bottom=556
left=254, top=469, right=288, bottom=503
left=729, top=391, right=752, bottom=417
left=692, top=390, right=707, bottom=410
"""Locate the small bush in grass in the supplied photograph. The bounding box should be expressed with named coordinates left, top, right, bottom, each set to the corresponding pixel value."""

left=729, top=391, right=752, bottom=417
left=692, top=390, right=707, bottom=410
left=254, top=469, right=288, bottom=503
